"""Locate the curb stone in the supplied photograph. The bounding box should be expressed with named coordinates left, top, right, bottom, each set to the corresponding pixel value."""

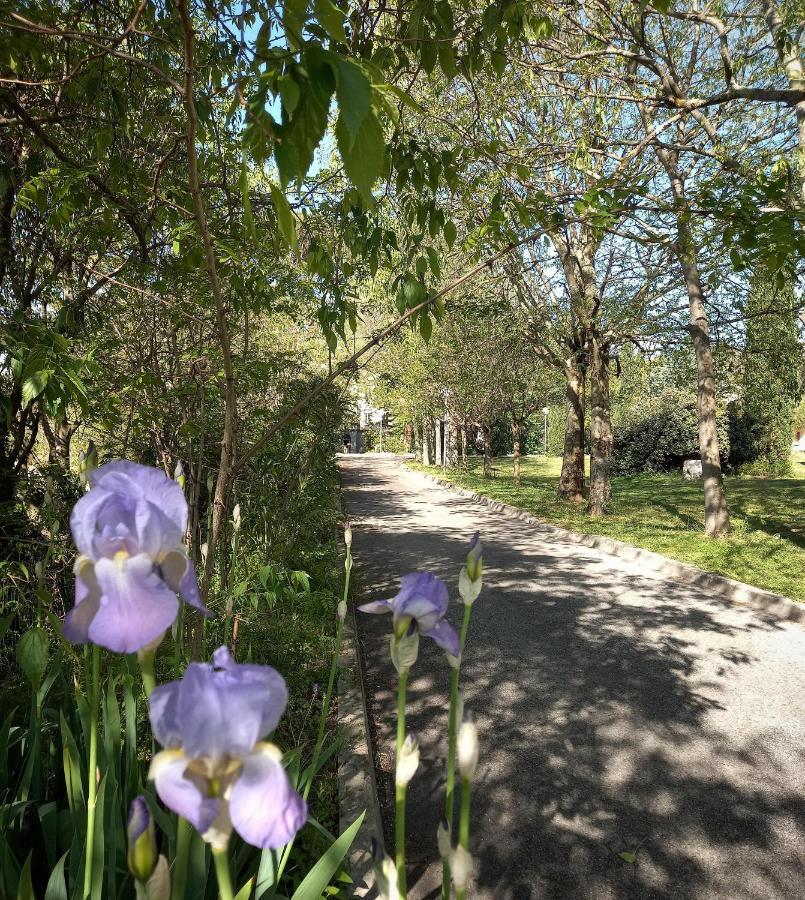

left=407, top=464, right=804, bottom=625
left=337, top=569, right=383, bottom=897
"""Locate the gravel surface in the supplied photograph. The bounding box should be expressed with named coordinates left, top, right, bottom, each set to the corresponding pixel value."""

left=340, top=455, right=805, bottom=900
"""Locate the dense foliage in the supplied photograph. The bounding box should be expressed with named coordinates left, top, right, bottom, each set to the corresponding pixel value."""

left=612, top=388, right=731, bottom=477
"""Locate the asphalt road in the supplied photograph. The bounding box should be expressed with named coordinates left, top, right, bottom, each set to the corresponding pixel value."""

left=339, top=454, right=805, bottom=900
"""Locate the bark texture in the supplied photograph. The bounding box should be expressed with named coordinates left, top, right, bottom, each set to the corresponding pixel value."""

left=512, top=420, right=522, bottom=486
left=666, top=165, right=730, bottom=537
left=587, top=334, right=612, bottom=517
left=558, top=363, right=586, bottom=502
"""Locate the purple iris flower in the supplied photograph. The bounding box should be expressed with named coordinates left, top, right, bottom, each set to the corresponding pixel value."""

left=359, top=572, right=460, bottom=657
left=148, top=646, right=307, bottom=850
left=64, top=460, right=210, bottom=654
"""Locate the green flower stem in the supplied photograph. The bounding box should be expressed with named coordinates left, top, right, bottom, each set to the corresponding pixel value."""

left=171, top=818, right=193, bottom=900
left=139, top=652, right=157, bottom=699
left=212, top=847, right=235, bottom=900
left=455, top=777, right=472, bottom=900
left=442, top=604, right=473, bottom=900
left=82, top=644, right=100, bottom=900
left=274, top=545, right=352, bottom=887
left=396, top=669, right=409, bottom=898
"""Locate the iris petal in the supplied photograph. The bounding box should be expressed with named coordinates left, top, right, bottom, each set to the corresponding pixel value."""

left=62, top=560, right=102, bottom=645
left=135, top=497, right=183, bottom=558
left=357, top=599, right=394, bottom=614
left=91, top=461, right=188, bottom=533
left=150, top=750, right=218, bottom=833
left=160, top=550, right=210, bottom=616
left=149, top=680, right=183, bottom=749
left=87, top=554, right=179, bottom=654
left=422, top=619, right=460, bottom=657
left=177, top=651, right=288, bottom=761
left=395, top=572, right=448, bottom=625
left=229, top=745, right=307, bottom=849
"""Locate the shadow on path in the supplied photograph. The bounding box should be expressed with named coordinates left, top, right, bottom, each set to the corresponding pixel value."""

left=340, top=456, right=805, bottom=900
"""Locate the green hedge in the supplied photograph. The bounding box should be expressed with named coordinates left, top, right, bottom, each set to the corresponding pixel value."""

left=612, top=388, right=730, bottom=476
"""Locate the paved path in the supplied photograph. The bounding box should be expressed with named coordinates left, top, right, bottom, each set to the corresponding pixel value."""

left=339, top=455, right=805, bottom=900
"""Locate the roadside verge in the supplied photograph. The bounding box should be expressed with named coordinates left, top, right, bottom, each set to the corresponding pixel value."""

left=409, top=465, right=804, bottom=624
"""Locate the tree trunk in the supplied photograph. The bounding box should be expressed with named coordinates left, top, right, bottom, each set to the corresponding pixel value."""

left=178, top=1, right=239, bottom=654
left=482, top=423, right=492, bottom=478
left=587, top=334, right=612, bottom=516
left=667, top=169, right=730, bottom=537
left=413, top=418, right=421, bottom=460
left=512, top=419, right=522, bottom=486
left=461, top=424, right=468, bottom=472
left=558, top=363, right=586, bottom=502
left=445, top=415, right=457, bottom=466
left=678, top=230, right=730, bottom=537
left=421, top=418, right=431, bottom=466
left=434, top=418, right=443, bottom=466
left=42, top=413, right=75, bottom=468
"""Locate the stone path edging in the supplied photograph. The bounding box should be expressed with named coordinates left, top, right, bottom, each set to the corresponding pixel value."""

left=336, top=526, right=383, bottom=897
left=408, top=465, right=804, bottom=624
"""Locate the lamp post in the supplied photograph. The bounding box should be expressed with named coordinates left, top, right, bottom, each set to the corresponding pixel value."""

left=542, top=407, right=549, bottom=456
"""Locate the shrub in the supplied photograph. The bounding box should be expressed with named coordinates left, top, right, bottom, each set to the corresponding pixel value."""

left=612, top=388, right=730, bottom=476
left=729, top=267, right=800, bottom=476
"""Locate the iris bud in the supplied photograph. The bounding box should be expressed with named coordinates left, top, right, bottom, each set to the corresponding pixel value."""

left=344, top=525, right=352, bottom=547
left=390, top=630, right=419, bottom=674
left=466, top=533, right=483, bottom=582
left=458, top=567, right=482, bottom=606
left=437, top=818, right=451, bottom=860
left=451, top=846, right=474, bottom=890
left=372, top=839, right=399, bottom=900
left=127, top=796, right=157, bottom=883
left=232, top=503, right=241, bottom=532
left=337, top=600, right=347, bottom=621
left=174, top=460, right=185, bottom=489
left=85, top=441, right=98, bottom=471
left=396, top=733, right=420, bottom=786
left=457, top=718, right=479, bottom=782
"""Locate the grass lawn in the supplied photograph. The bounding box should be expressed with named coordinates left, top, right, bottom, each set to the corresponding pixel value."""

left=409, top=453, right=805, bottom=602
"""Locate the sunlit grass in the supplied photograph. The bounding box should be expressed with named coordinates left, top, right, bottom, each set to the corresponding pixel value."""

left=409, top=454, right=805, bottom=601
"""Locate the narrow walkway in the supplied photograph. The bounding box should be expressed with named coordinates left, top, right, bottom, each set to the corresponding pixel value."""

left=340, top=455, right=805, bottom=900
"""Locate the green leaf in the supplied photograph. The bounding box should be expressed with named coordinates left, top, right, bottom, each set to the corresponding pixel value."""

left=44, top=852, right=69, bottom=900
left=271, top=184, right=298, bottom=253
left=21, top=370, right=49, bottom=409
left=274, top=49, right=334, bottom=185
left=619, top=851, right=637, bottom=865
left=336, top=110, right=384, bottom=203
left=335, top=60, right=371, bottom=149
left=278, top=75, right=300, bottom=116
left=419, top=310, right=432, bottom=342
left=290, top=811, right=365, bottom=900
left=16, top=626, right=49, bottom=690
left=314, top=0, right=347, bottom=42
left=420, top=36, right=437, bottom=74
left=374, top=83, right=424, bottom=114
left=444, top=219, right=457, bottom=248
left=16, top=853, right=34, bottom=900
left=255, top=849, right=277, bottom=899
left=234, top=878, right=255, bottom=900
left=438, top=41, right=456, bottom=78
left=90, top=775, right=107, bottom=900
